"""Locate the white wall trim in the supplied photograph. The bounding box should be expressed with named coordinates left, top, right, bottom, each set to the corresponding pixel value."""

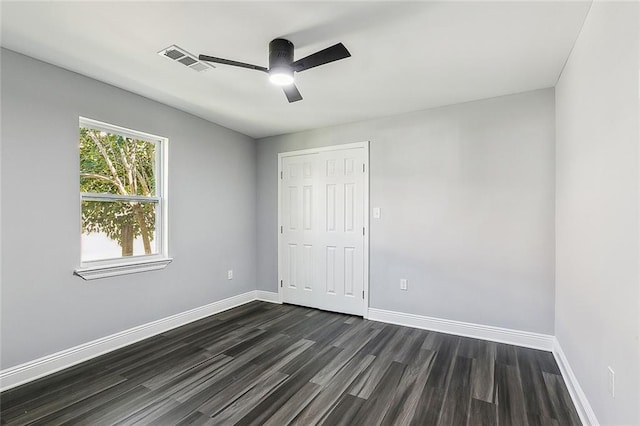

left=0, top=290, right=280, bottom=392
left=552, top=338, right=599, bottom=426
left=74, top=257, right=173, bottom=280
left=255, top=290, right=280, bottom=303
left=367, top=307, right=554, bottom=351
left=275, top=141, right=369, bottom=158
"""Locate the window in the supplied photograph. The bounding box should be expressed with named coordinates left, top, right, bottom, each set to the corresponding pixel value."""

left=74, top=118, right=171, bottom=280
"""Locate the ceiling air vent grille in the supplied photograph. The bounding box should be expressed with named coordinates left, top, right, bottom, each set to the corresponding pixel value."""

left=158, top=45, right=214, bottom=72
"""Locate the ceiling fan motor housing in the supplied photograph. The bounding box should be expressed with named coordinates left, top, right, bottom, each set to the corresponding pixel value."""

left=269, top=38, right=294, bottom=71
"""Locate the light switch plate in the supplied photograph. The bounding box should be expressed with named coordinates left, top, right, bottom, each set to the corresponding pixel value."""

left=373, top=207, right=381, bottom=219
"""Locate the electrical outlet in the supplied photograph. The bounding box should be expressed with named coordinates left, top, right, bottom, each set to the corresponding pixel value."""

left=227, top=270, right=233, bottom=280
left=400, top=279, right=408, bottom=290
left=608, top=366, right=615, bottom=397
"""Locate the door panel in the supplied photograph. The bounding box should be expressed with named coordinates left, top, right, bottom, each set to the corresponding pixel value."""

left=280, top=147, right=366, bottom=316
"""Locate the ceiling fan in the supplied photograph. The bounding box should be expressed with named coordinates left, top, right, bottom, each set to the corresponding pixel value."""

left=199, top=38, right=351, bottom=103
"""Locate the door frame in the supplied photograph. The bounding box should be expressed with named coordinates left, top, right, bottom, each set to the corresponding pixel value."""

left=277, top=141, right=370, bottom=318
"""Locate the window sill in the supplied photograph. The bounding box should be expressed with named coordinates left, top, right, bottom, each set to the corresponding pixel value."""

left=74, top=257, right=173, bottom=280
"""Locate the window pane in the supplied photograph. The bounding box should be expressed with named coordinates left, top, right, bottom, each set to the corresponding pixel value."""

left=79, top=127, right=157, bottom=197
left=81, top=200, right=157, bottom=261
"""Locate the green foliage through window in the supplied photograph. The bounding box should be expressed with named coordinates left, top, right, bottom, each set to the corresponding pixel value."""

left=80, top=125, right=159, bottom=258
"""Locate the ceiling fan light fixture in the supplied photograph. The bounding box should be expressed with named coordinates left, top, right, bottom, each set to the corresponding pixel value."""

left=269, top=67, right=294, bottom=86
left=199, top=38, right=350, bottom=102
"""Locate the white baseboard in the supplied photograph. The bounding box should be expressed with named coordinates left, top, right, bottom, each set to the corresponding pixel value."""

left=255, top=290, right=280, bottom=304
left=0, top=290, right=279, bottom=392
left=552, top=338, right=599, bottom=426
left=367, top=307, right=554, bottom=351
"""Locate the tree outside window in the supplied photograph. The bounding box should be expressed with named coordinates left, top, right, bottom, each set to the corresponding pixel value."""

left=79, top=118, right=165, bottom=262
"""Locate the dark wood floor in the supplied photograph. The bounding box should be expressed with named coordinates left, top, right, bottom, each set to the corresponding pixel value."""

left=1, top=301, right=581, bottom=425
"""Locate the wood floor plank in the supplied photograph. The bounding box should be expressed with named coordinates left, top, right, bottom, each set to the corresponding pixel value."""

left=411, top=384, right=446, bottom=425
left=310, top=331, right=377, bottom=386
left=102, top=340, right=192, bottom=377
left=351, top=361, right=407, bottom=426
left=221, top=329, right=279, bottom=358
left=174, top=410, right=211, bottom=426
left=468, top=398, right=498, bottom=426
left=422, top=330, right=440, bottom=350
left=276, top=342, right=323, bottom=376
left=392, top=328, right=427, bottom=365
left=111, top=356, right=234, bottom=425
left=516, top=346, right=557, bottom=420
left=318, top=394, right=366, bottom=426
left=358, top=323, right=398, bottom=356
left=31, top=355, right=231, bottom=425
left=181, top=321, right=257, bottom=349
left=526, top=412, right=562, bottom=426
left=294, top=353, right=375, bottom=425
left=471, top=341, right=497, bottom=402
left=234, top=345, right=344, bottom=425
left=457, top=336, right=484, bottom=359
left=304, top=317, right=351, bottom=345
left=255, top=307, right=311, bottom=333
left=425, top=333, right=460, bottom=389
left=199, top=327, right=265, bottom=356
left=536, top=350, right=562, bottom=375
left=197, top=339, right=313, bottom=416
left=253, top=313, right=303, bottom=335
left=1, top=372, right=127, bottom=425
left=209, top=371, right=289, bottom=424
left=0, top=302, right=581, bottom=426
left=348, top=325, right=410, bottom=399
left=57, top=384, right=152, bottom=425
left=379, top=348, right=436, bottom=426
left=495, top=363, right=529, bottom=426
left=542, top=372, right=582, bottom=426
left=110, top=395, right=182, bottom=425
left=347, top=357, right=393, bottom=399
left=262, top=381, right=322, bottom=426
left=330, top=318, right=377, bottom=349
left=140, top=349, right=212, bottom=390
left=496, top=342, right=519, bottom=366
left=438, top=355, right=473, bottom=426
left=210, top=302, right=268, bottom=324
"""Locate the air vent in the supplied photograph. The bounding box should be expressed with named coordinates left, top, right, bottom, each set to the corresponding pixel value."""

left=158, top=45, right=214, bottom=72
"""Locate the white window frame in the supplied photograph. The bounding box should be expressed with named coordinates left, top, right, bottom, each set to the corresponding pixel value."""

left=74, top=117, right=171, bottom=280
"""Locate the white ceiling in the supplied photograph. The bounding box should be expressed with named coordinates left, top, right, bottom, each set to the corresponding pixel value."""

left=1, top=1, right=591, bottom=138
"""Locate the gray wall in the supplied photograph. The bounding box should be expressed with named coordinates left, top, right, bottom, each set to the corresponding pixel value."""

left=0, top=49, right=257, bottom=369
left=258, top=89, right=556, bottom=334
left=555, top=2, right=640, bottom=424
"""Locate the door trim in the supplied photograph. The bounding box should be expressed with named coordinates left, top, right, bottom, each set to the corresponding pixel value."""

left=277, top=141, right=370, bottom=318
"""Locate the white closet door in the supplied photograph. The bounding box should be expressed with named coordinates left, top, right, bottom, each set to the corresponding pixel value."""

left=280, top=147, right=366, bottom=316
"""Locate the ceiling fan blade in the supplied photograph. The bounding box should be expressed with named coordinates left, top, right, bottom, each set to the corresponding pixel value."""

left=283, top=84, right=303, bottom=103
left=291, top=43, right=351, bottom=73
left=198, top=54, right=268, bottom=72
